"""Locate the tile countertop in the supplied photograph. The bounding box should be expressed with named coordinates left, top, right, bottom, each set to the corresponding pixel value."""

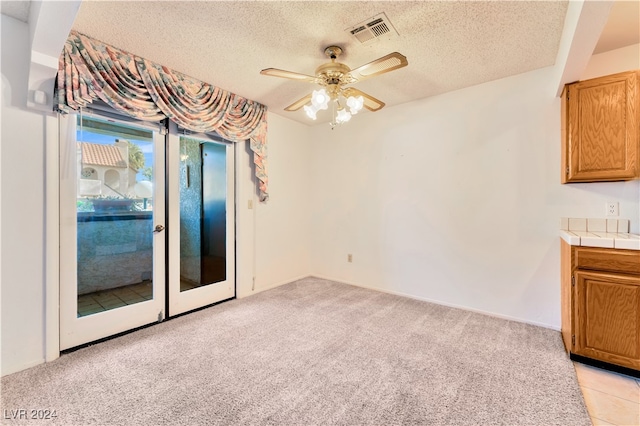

left=560, top=217, right=640, bottom=250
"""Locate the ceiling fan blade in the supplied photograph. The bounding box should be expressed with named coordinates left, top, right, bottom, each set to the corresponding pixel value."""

left=347, top=52, right=408, bottom=83
left=260, top=68, right=317, bottom=83
left=284, top=93, right=312, bottom=111
left=342, top=88, right=385, bottom=112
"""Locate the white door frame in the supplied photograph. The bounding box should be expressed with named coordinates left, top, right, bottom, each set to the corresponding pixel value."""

left=44, top=113, right=256, bottom=362
left=167, top=123, right=236, bottom=316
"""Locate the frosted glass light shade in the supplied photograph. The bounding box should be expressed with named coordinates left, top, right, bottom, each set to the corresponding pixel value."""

left=336, top=109, right=352, bottom=123
left=311, top=89, right=330, bottom=110
left=347, top=95, right=364, bottom=114
left=304, top=104, right=318, bottom=120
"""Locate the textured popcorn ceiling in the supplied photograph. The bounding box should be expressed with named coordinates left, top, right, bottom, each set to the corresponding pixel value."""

left=43, top=1, right=626, bottom=124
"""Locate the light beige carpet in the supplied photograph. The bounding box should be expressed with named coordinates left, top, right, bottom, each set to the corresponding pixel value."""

left=1, top=277, right=590, bottom=425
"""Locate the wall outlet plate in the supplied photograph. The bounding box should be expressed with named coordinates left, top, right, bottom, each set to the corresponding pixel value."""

left=606, top=202, right=619, bottom=217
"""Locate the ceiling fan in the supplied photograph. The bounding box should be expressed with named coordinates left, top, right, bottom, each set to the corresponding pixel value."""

left=260, top=46, right=408, bottom=126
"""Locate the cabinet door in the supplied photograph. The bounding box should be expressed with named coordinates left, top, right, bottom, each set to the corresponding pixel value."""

left=563, top=71, right=639, bottom=182
left=574, top=270, right=640, bottom=370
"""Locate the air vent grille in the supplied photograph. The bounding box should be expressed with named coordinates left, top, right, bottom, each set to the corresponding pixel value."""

left=371, top=22, right=390, bottom=37
left=346, top=12, right=398, bottom=45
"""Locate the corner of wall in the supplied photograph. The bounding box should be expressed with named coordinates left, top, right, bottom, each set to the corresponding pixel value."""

left=255, top=114, right=313, bottom=289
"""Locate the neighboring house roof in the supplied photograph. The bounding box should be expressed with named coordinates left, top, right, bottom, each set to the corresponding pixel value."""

left=80, top=142, right=127, bottom=168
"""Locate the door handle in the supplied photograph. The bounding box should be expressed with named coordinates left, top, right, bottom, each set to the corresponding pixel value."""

left=153, top=225, right=165, bottom=233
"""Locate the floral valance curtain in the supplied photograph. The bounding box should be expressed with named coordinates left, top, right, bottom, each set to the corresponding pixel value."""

left=55, top=30, right=268, bottom=201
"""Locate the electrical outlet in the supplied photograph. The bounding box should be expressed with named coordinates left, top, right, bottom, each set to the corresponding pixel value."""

left=347, top=254, right=353, bottom=263
left=606, top=202, right=619, bottom=217
left=248, top=199, right=253, bottom=209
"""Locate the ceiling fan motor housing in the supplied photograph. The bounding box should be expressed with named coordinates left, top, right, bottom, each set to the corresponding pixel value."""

left=315, top=62, right=353, bottom=86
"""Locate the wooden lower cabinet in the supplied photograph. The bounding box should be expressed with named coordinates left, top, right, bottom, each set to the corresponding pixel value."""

left=574, top=270, right=640, bottom=370
left=561, top=240, right=640, bottom=372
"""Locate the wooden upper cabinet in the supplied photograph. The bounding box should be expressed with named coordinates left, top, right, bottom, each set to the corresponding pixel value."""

left=562, top=70, right=640, bottom=183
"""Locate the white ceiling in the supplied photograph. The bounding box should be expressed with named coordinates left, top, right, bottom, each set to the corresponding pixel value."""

left=2, top=1, right=639, bottom=125
left=593, top=0, right=640, bottom=53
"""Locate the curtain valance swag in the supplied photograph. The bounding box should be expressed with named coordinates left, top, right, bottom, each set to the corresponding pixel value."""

left=55, top=30, right=268, bottom=201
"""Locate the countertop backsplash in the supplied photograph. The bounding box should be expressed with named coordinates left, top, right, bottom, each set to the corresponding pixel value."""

left=560, top=217, right=640, bottom=250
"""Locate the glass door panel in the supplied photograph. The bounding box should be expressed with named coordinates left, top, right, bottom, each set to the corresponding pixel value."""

left=60, top=112, right=165, bottom=350
left=76, top=118, right=155, bottom=316
left=179, top=139, right=227, bottom=291
left=168, top=128, right=235, bottom=316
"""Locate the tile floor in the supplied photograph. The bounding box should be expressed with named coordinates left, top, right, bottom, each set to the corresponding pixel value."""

left=77, top=281, right=153, bottom=317
left=77, top=280, right=206, bottom=316
left=574, top=361, right=640, bottom=425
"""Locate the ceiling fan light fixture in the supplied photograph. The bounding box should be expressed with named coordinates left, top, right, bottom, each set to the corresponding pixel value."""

left=347, top=95, right=364, bottom=115
left=261, top=44, right=408, bottom=127
left=336, top=108, right=352, bottom=124
left=311, top=89, right=330, bottom=110
left=304, top=104, right=318, bottom=120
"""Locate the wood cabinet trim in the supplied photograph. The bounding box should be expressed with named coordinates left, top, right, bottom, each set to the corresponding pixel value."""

left=560, top=240, right=573, bottom=351
left=561, top=85, right=568, bottom=183
left=574, top=246, right=640, bottom=275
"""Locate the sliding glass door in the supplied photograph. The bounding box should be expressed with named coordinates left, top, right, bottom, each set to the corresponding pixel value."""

left=167, top=125, right=235, bottom=316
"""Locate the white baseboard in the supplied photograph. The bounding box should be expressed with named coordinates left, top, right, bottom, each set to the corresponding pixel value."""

left=309, top=274, right=560, bottom=332
left=237, top=274, right=311, bottom=299
left=1, top=357, right=45, bottom=377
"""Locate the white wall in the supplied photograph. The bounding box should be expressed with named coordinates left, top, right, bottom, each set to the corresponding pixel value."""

left=254, top=114, right=312, bottom=291
left=1, top=15, right=49, bottom=375
left=581, top=43, right=640, bottom=80
left=237, top=113, right=312, bottom=297
left=309, top=62, right=639, bottom=330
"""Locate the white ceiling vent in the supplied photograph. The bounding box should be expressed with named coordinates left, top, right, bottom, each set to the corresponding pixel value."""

left=346, top=13, right=398, bottom=45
